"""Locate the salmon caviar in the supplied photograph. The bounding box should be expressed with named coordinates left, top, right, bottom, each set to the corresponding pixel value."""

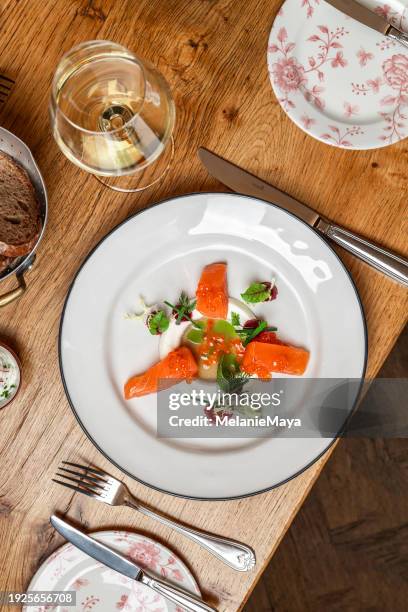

left=198, top=320, right=244, bottom=368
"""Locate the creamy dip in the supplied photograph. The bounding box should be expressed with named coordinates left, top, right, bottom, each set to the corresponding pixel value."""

left=0, top=345, right=20, bottom=408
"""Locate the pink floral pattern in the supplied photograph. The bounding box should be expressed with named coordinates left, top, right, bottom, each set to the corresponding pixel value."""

left=269, top=24, right=349, bottom=112
left=268, top=0, right=408, bottom=148
left=357, top=48, right=374, bottom=67
left=127, top=541, right=162, bottom=571
left=302, top=0, right=320, bottom=18
left=24, top=532, right=200, bottom=612
left=320, top=125, right=364, bottom=146
left=272, top=56, right=307, bottom=93
left=383, top=53, right=408, bottom=91
left=375, top=3, right=407, bottom=30
left=115, top=590, right=165, bottom=611
left=301, top=114, right=316, bottom=128
left=343, top=102, right=359, bottom=118
left=72, top=578, right=90, bottom=590
left=351, top=53, right=408, bottom=143
left=81, top=595, right=100, bottom=611
left=126, top=540, right=184, bottom=582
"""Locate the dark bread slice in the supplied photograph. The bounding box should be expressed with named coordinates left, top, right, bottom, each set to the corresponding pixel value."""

left=0, top=151, right=41, bottom=257
left=0, top=255, right=13, bottom=274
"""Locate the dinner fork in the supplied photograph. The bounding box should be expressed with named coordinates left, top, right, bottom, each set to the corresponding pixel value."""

left=0, top=75, right=14, bottom=103
left=53, top=461, right=256, bottom=572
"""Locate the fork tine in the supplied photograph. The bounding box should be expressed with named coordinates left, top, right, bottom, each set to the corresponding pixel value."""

left=58, top=465, right=107, bottom=485
left=61, top=461, right=109, bottom=478
left=52, top=479, right=100, bottom=499
left=55, top=472, right=105, bottom=492
left=0, top=75, right=14, bottom=84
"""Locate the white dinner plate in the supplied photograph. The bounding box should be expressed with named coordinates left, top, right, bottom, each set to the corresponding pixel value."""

left=59, top=193, right=367, bottom=499
left=268, top=0, right=408, bottom=149
left=25, top=531, right=200, bottom=612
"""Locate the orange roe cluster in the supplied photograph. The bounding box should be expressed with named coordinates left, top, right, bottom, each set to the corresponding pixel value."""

left=198, top=320, right=244, bottom=368
left=196, top=263, right=228, bottom=319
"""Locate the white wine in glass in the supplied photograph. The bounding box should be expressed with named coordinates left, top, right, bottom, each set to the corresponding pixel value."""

left=50, top=40, right=175, bottom=192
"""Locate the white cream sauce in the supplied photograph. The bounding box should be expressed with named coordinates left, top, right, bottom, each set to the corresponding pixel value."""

left=0, top=345, right=20, bottom=407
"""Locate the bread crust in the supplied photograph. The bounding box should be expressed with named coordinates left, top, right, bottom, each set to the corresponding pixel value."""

left=0, top=151, right=41, bottom=258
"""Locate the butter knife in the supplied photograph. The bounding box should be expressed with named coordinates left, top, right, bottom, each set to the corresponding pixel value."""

left=324, top=0, right=408, bottom=48
left=50, top=516, right=216, bottom=612
left=198, top=148, right=408, bottom=287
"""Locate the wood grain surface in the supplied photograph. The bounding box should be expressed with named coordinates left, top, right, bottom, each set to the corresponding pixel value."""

left=0, top=1, right=406, bottom=610
left=245, top=328, right=408, bottom=611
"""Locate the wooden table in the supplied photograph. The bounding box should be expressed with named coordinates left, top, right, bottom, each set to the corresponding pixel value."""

left=0, top=0, right=407, bottom=609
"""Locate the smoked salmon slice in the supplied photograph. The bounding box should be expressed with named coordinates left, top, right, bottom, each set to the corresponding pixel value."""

left=242, top=341, right=309, bottom=377
left=124, top=346, right=198, bottom=399
left=196, top=262, right=228, bottom=319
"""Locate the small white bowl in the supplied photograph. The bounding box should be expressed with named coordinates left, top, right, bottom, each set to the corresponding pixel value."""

left=0, top=342, right=21, bottom=409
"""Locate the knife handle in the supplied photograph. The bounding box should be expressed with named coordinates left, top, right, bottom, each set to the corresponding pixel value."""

left=140, top=571, right=217, bottom=612
left=387, top=26, right=408, bottom=50
left=317, top=220, right=408, bottom=287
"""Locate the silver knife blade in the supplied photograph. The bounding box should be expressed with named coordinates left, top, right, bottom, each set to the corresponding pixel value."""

left=198, top=148, right=408, bottom=286
left=51, top=516, right=217, bottom=612
left=198, top=147, right=320, bottom=226
left=323, top=0, right=390, bottom=35
left=50, top=515, right=141, bottom=580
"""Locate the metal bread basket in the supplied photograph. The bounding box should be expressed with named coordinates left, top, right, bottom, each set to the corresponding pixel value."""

left=0, top=127, right=47, bottom=307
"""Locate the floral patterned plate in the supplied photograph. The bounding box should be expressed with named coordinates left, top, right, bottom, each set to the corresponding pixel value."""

left=25, top=531, right=200, bottom=612
left=268, top=0, right=408, bottom=148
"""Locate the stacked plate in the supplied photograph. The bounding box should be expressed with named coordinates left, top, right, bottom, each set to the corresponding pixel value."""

left=268, top=0, right=408, bottom=148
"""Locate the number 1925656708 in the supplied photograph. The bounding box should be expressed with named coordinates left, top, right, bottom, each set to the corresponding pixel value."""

left=0, top=591, right=76, bottom=606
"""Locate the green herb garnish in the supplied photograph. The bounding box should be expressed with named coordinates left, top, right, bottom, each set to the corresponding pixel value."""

left=241, top=282, right=270, bottom=303
left=165, top=292, right=201, bottom=328
left=241, top=281, right=277, bottom=304
left=212, top=320, right=237, bottom=339
left=186, top=320, right=206, bottom=343
left=231, top=312, right=241, bottom=327
left=0, top=382, right=16, bottom=400
left=242, top=321, right=267, bottom=346
left=236, top=326, right=277, bottom=335
left=217, top=354, right=249, bottom=394
left=147, top=310, right=170, bottom=335
left=234, top=319, right=277, bottom=345
left=186, top=329, right=204, bottom=343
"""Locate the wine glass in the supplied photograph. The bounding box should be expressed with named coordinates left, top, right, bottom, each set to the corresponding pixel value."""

left=49, top=40, right=175, bottom=192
